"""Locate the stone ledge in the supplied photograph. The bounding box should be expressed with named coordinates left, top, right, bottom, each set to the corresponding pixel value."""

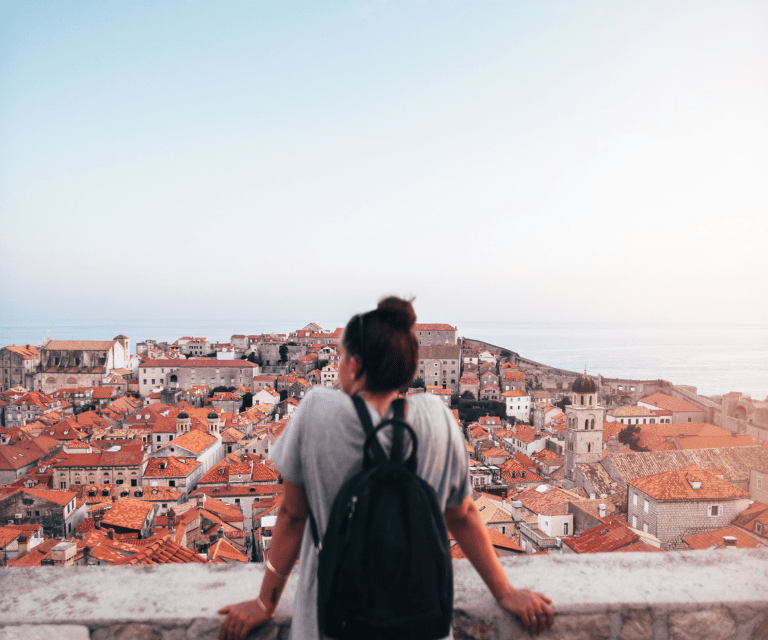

left=1, top=548, right=767, bottom=639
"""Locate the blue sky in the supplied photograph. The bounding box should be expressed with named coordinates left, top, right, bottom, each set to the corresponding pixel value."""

left=1, top=1, right=766, bottom=326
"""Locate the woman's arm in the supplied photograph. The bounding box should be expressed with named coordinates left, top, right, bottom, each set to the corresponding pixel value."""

left=444, top=496, right=554, bottom=637
left=218, top=480, right=309, bottom=640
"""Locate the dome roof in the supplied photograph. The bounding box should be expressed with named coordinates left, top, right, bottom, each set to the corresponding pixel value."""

left=177, top=411, right=189, bottom=420
left=572, top=374, right=598, bottom=394
left=208, top=410, right=219, bottom=420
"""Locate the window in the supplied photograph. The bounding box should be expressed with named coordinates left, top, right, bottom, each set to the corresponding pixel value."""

left=643, top=523, right=648, bottom=533
left=563, top=522, right=569, bottom=536
left=169, top=480, right=176, bottom=487
left=757, top=476, right=763, bottom=491
left=60, top=482, right=66, bottom=489
left=632, top=515, right=637, bottom=528
left=708, top=505, right=720, bottom=517
left=633, top=493, right=637, bottom=506
left=644, top=500, right=649, bottom=513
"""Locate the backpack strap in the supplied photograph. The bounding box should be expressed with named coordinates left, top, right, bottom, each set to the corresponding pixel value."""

left=307, top=396, right=410, bottom=550
left=351, top=395, right=388, bottom=465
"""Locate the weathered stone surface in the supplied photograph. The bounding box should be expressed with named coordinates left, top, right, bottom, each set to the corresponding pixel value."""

left=186, top=618, right=222, bottom=640
left=0, top=625, right=90, bottom=640
left=670, top=610, right=736, bottom=640
left=620, top=609, right=653, bottom=640
left=452, top=610, right=498, bottom=640
left=542, top=614, right=612, bottom=640
left=751, top=614, right=768, bottom=640
left=107, top=624, right=162, bottom=640
left=160, top=627, right=188, bottom=640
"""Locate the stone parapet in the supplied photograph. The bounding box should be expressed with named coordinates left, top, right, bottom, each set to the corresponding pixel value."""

left=1, top=549, right=767, bottom=640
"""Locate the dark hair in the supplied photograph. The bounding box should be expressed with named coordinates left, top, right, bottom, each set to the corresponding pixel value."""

left=342, top=296, right=419, bottom=392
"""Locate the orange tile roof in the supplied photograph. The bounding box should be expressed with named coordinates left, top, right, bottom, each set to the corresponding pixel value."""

left=562, top=520, right=639, bottom=553
left=140, top=359, right=257, bottom=369
left=673, top=435, right=759, bottom=450
left=100, top=498, right=155, bottom=531
left=144, top=456, right=201, bottom=477
left=485, top=528, right=524, bottom=552
left=629, top=465, right=750, bottom=501
left=639, top=393, right=701, bottom=413
left=43, top=340, right=118, bottom=351
left=684, top=525, right=765, bottom=550
left=113, top=533, right=207, bottom=565
left=21, top=487, right=77, bottom=506
left=163, top=429, right=218, bottom=455
left=414, top=324, right=456, bottom=331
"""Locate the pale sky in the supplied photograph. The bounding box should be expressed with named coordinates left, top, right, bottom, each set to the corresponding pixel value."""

left=1, top=1, right=766, bottom=326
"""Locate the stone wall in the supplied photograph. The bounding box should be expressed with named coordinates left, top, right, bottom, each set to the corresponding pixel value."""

left=2, top=549, right=767, bottom=640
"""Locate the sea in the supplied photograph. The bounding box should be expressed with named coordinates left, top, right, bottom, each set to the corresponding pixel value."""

left=1, top=319, right=766, bottom=400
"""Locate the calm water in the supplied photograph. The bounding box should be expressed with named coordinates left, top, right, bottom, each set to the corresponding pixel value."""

left=1, top=320, right=766, bottom=400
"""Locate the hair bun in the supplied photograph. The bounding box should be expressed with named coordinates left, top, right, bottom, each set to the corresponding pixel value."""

left=376, top=296, right=416, bottom=331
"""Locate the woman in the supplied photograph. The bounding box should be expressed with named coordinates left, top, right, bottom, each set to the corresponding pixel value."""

left=219, top=297, right=554, bottom=640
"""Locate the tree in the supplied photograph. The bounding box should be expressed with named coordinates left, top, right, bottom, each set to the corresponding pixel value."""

left=240, top=392, right=253, bottom=412
left=460, top=390, right=475, bottom=400
left=555, top=396, right=571, bottom=411
left=279, top=344, right=289, bottom=363
left=457, top=400, right=506, bottom=424
left=410, top=377, right=425, bottom=390
left=618, top=425, right=644, bottom=451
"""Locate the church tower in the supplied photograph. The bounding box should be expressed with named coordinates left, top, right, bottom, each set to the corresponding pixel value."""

left=175, top=411, right=191, bottom=437
left=207, top=410, right=221, bottom=438
left=564, top=372, right=604, bottom=481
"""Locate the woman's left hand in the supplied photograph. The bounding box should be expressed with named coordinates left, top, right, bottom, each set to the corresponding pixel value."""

left=218, top=599, right=273, bottom=640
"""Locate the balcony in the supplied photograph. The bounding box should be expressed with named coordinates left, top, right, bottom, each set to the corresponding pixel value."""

left=518, top=520, right=561, bottom=551
left=1, top=549, right=767, bottom=639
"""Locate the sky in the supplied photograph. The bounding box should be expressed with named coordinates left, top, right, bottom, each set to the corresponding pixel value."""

left=1, top=0, right=766, bottom=328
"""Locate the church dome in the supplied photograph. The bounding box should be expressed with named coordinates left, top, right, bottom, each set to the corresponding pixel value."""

left=177, top=411, right=189, bottom=420
left=572, top=374, right=597, bottom=394
left=208, top=410, right=219, bottom=420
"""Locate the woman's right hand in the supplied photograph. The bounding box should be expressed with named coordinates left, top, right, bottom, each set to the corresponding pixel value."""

left=218, top=599, right=273, bottom=640
left=496, top=587, right=554, bottom=637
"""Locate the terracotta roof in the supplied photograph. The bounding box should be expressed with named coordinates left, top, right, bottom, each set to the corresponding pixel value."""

left=639, top=393, right=701, bottom=413
left=414, top=324, right=456, bottom=331
left=485, top=528, right=524, bottom=552
left=502, top=390, right=528, bottom=398
left=162, top=429, right=218, bottom=455
left=684, top=525, right=766, bottom=550
left=608, top=406, right=658, bottom=417
left=3, top=345, right=39, bottom=359
left=609, top=446, right=768, bottom=485
left=100, top=498, right=155, bottom=531
left=562, top=519, right=640, bottom=553
left=0, top=441, right=47, bottom=470
left=144, top=456, right=201, bottom=477
left=209, top=537, right=249, bottom=563
left=673, top=435, right=759, bottom=450
left=140, top=359, right=257, bottom=369
left=629, top=465, right=749, bottom=501
left=7, top=487, right=74, bottom=506
left=516, top=485, right=577, bottom=516
left=0, top=526, right=23, bottom=548
left=43, top=340, right=118, bottom=351
left=113, top=533, right=207, bottom=565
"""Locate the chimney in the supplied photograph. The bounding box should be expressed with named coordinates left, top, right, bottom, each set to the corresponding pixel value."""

left=723, top=536, right=737, bottom=547
left=106, top=528, right=115, bottom=540
left=598, top=504, right=606, bottom=518
left=196, top=493, right=206, bottom=508
left=167, top=509, right=176, bottom=528
left=17, top=534, right=30, bottom=556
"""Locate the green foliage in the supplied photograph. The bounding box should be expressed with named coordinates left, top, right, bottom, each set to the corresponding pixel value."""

left=618, top=425, right=645, bottom=451
left=458, top=400, right=506, bottom=424
left=460, top=390, right=475, bottom=400
left=279, top=344, right=289, bottom=363
left=555, top=396, right=572, bottom=411
left=209, top=385, right=236, bottom=397
left=240, top=392, right=253, bottom=412
left=410, top=377, right=426, bottom=389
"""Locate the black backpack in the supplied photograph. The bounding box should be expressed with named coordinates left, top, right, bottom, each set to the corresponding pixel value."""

left=308, top=395, right=453, bottom=640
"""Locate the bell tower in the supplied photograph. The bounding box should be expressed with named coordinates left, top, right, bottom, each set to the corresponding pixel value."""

left=207, top=410, right=221, bottom=438
left=564, top=371, right=604, bottom=481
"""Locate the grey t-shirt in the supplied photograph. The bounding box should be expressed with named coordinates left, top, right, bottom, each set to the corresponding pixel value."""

left=271, top=387, right=471, bottom=640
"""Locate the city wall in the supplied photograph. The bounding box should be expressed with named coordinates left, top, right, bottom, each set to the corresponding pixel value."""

left=2, top=549, right=767, bottom=640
